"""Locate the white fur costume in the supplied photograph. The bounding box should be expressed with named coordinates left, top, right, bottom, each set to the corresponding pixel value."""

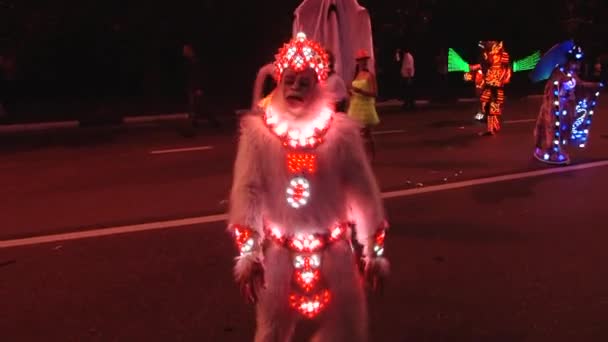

left=228, top=32, right=387, bottom=342
left=228, top=87, right=388, bottom=341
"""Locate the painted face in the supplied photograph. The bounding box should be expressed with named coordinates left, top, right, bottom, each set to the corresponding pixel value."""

left=183, top=45, right=194, bottom=59
left=280, top=68, right=318, bottom=112
left=356, top=58, right=369, bottom=70
left=567, top=60, right=581, bottom=73
left=491, top=53, right=501, bottom=65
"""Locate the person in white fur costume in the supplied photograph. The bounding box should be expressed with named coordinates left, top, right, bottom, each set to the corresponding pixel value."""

left=228, top=33, right=389, bottom=342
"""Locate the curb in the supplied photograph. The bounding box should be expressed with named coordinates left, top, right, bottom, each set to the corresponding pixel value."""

left=0, top=94, right=545, bottom=134
left=0, top=113, right=190, bottom=134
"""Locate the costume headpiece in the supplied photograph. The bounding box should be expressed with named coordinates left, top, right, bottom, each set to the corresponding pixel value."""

left=355, top=48, right=371, bottom=60
left=274, top=32, right=330, bottom=82
left=567, top=44, right=584, bottom=61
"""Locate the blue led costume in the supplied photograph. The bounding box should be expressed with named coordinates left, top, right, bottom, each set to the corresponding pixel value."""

left=532, top=43, right=604, bottom=165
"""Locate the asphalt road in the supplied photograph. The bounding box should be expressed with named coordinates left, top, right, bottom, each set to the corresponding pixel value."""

left=1, top=97, right=608, bottom=341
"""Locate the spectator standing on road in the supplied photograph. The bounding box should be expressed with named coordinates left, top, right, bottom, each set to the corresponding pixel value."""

left=435, top=48, right=448, bottom=102
left=183, top=43, right=219, bottom=128
left=348, top=48, right=380, bottom=160
left=400, top=46, right=415, bottom=110
left=591, top=56, right=603, bottom=82
left=325, top=50, right=348, bottom=113
left=0, top=50, right=17, bottom=122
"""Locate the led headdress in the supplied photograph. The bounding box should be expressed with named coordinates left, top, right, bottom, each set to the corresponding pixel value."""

left=274, top=32, right=330, bottom=82
left=567, top=45, right=584, bottom=61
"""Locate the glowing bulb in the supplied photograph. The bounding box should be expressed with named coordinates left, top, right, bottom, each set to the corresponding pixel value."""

left=275, top=122, right=288, bottom=135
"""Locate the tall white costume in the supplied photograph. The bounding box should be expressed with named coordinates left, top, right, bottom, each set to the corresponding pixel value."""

left=293, top=0, right=375, bottom=85
left=228, top=33, right=388, bottom=342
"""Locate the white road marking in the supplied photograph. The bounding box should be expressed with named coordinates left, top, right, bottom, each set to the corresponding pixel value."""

left=382, top=160, right=608, bottom=198
left=123, top=113, right=188, bottom=123
left=376, top=99, right=430, bottom=108
left=376, top=100, right=402, bottom=108
left=149, top=146, right=214, bottom=154
left=373, top=130, right=406, bottom=135
left=0, top=121, right=79, bottom=133
left=504, top=119, right=536, bottom=124
left=2, top=160, right=608, bottom=249
left=0, top=215, right=228, bottom=249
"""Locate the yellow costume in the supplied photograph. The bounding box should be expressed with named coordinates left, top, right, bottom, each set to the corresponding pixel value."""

left=348, top=78, right=379, bottom=125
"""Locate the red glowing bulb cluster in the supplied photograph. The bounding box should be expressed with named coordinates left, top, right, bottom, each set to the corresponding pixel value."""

left=287, top=153, right=317, bottom=173
left=264, top=106, right=333, bottom=149
left=289, top=290, right=331, bottom=318
left=274, top=32, right=330, bottom=82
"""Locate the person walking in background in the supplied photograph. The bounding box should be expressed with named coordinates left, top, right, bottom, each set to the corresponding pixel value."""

left=183, top=43, right=219, bottom=128
left=591, top=56, right=603, bottom=82
left=325, top=50, right=348, bottom=113
left=348, top=49, right=380, bottom=160
left=0, top=50, right=17, bottom=122
left=400, top=46, right=415, bottom=109
left=435, top=48, right=448, bottom=103
left=0, top=54, right=6, bottom=120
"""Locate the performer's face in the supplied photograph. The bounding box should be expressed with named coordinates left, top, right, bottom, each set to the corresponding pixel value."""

left=356, top=58, right=369, bottom=69
left=280, top=68, right=318, bottom=110
left=568, top=61, right=581, bottom=73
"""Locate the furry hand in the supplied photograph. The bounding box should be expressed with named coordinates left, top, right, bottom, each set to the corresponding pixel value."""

left=234, top=254, right=265, bottom=304
left=364, top=257, right=390, bottom=294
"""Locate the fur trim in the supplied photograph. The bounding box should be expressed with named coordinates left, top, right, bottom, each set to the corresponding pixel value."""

left=364, top=256, right=390, bottom=278
left=227, top=115, right=270, bottom=237
left=233, top=253, right=263, bottom=282
left=251, top=63, right=275, bottom=110
left=229, top=101, right=385, bottom=246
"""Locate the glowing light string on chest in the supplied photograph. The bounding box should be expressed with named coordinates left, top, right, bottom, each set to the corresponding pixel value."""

left=266, top=222, right=350, bottom=318
left=264, top=105, right=334, bottom=209
left=571, top=83, right=603, bottom=148
left=264, top=106, right=333, bottom=149
left=540, top=67, right=574, bottom=162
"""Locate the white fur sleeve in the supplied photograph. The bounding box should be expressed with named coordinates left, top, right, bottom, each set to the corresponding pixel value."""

left=228, top=116, right=265, bottom=239
left=338, top=119, right=386, bottom=255
left=228, top=116, right=266, bottom=280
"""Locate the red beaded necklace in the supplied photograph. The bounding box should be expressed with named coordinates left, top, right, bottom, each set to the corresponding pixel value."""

left=264, top=105, right=333, bottom=149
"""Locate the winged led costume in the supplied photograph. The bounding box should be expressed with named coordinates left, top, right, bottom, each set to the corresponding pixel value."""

left=532, top=43, right=604, bottom=165
left=450, top=41, right=540, bottom=135
left=228, top=33, right=388, bottom=342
